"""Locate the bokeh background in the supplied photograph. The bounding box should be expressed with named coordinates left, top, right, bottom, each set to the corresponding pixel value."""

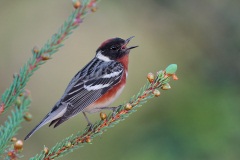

left=0, top=0, right=240, bottom=159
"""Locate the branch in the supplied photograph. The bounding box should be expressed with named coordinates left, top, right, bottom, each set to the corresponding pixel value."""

left=0, top=90, right=31, bottom=159
left=30, top=64, right=178, bottom=160
left=0, top=0, right=98, bottom=115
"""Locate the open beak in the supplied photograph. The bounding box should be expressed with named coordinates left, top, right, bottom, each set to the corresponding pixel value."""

left=122, top=36, right=138, bottom=50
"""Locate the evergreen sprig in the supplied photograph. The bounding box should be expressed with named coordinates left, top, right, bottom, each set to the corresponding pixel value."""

left=0, top=0, right=98, bottom=115
left=0, top=1, right=179, bottom=160
left=30, top=64, right=178, bottom=160
left=0, top=90, right=31, bottom=158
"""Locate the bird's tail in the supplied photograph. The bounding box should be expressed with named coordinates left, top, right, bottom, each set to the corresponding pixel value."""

left=24, top=114, right=51, bottom=140
left=24, top=104, right=67, bottom=140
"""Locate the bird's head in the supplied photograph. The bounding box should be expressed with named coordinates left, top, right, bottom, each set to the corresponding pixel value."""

left=96, top=36, right=138, bottom=61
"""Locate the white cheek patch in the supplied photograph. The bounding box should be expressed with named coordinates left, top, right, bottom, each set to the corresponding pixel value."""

left=96, top=51, right=112, bottom=62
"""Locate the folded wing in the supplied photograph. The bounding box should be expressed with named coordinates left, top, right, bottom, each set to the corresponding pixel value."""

left=53, top=60, right=124, bottom=127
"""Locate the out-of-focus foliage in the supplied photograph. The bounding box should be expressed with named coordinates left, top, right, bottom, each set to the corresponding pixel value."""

left=0, top=0, right=239, bottom=159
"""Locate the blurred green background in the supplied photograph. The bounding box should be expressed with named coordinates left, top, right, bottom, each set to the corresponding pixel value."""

left=0, top=0, right=240, bottom=159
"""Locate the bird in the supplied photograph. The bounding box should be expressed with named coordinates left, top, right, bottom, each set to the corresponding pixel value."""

left=24, top=36, right=138, bottom=140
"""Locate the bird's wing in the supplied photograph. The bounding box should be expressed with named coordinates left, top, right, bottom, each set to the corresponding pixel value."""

left=63, top=58, right=104, bottom=94
left=51, top=58, right=105, bottom=112
left=53, top=60, right=124, bottom=127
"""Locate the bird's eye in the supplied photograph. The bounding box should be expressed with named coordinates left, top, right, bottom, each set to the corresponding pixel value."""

left=110, top=46, right=118, bottom=50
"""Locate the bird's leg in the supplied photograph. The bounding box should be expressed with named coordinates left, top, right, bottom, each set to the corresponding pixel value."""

left=82, top=112, right=93, bottom=130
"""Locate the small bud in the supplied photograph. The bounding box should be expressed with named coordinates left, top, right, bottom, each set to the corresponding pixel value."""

left=19, top=93, right=23, bottom=97
left=24, top=112, right=32, bottom=121
left=15, top=97, right=22, bottom=107
left=172, top=74, right=178, bottom=80
left=7, top=151, right=14, bottom=157
left=11, top=137, right=17, bottom=142
left=44, top=146, right=49, bottom=154
left=161, top=83, right=171, bottom=90
left=91, top=7, right=97, bottom=12
left=147, top=72, right=155, bottom=83
left=157, top=70, right=163, bottom=76
left=41, top=54, right=50, bottom=61
left=125, top=103, right=132, bottom=111
left=72, top=0, right=81, bottom=9
left=85, top=137, right=91, bottom=143
left=32, top=46, right=39, bottom=54
left=153, top=89, right=161, bottom=97
left=100, top=112, right=107, bottom=120
left=66, top=142, right=72, bottom=148
left=14, top=140, right=23, bottom=150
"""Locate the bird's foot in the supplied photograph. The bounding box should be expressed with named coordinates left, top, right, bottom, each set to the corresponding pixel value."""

left=111, top=105, right=121, bottom=118
left=87, top=123, right=94, bottom=131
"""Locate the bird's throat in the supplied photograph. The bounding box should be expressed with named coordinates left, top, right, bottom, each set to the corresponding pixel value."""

left=117, top=54, right=129, bottom=71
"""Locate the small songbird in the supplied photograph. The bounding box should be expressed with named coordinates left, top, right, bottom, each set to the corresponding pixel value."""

left=24, top=36, right=138, bottom=140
